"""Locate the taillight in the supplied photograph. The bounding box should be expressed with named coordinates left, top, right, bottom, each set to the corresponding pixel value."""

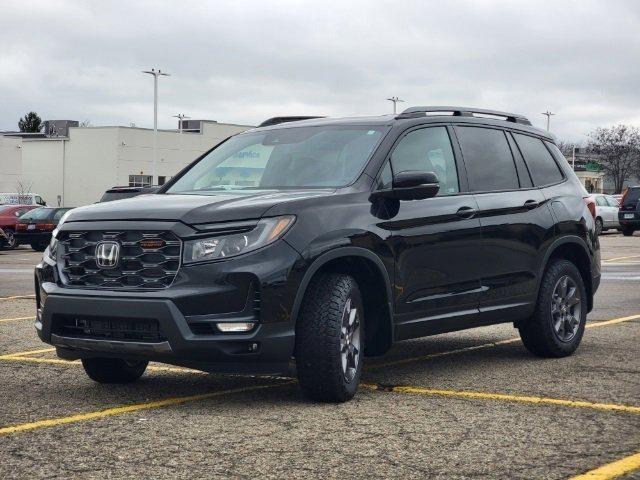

left=37, top=223, right=55, bottom=231
left=16, top=223, right=27, bottom=231
left=620, top=188, right=629, bottom=207
left=583, top=196, right=596, bottom=219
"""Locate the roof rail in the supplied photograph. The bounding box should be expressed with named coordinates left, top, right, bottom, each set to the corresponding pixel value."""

left=397, top=106, right=531, bottom=126
left=258, top=116, right=325, bottom=127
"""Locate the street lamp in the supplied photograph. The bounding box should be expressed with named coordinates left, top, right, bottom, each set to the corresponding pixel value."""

left=387, top=96, right=405, bottom=114
left=541, top=110, right=555, bottom=131
left=172, top=114, right=190, bottom=133
left=142, top=68, right=170, bottom=183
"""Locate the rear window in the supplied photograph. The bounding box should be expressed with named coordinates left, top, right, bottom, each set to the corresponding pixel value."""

left=19, top=208, right=53, bottom=221
left=456, top=127, right=519, bottom=191
left=513, top=134, right=564, bottom=186
left=624, top=188, right=640, bottom=205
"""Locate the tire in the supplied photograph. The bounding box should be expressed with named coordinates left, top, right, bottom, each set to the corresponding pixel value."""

left=82, top=358, right=148, bottom=383
left=622, top=227, right=634, bottom=237
left=519, top=259, right=587, bottom=357
left=31, top=242, right=47, bottom=252
left=3, top=228, right=18, bottom=250
left=595, top=217, right=603, bottom=235
left=295, top=273, right=364, bottom=403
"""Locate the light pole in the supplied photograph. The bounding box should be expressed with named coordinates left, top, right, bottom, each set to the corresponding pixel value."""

left=387, top=96, right=405, bottom=114
left=142, top=68, right=170, bottom=184
left=172, top=114, right=190, bottom=133
left=541, top=110, right=555, bottom=131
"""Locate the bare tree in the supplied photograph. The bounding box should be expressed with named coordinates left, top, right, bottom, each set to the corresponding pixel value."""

left=79, top=119, right=92, bottom=127
left=556, top=140, right=580, bottom=159
left=16, top=180, right=33, bottom=195
left=588, top=125, right=640, bottom=193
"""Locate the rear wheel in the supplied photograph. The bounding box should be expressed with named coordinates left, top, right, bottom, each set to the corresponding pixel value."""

left=82, top=358, right=148, bottom=383
left=295, top=273, right=364, bottom=402
left=622, top=227, right=634, bottom=237
left=31, top=242, right=47, bottom=252
left=595, top=217, right=603, bottom=235
left=519, top=259, right=587, bottom=357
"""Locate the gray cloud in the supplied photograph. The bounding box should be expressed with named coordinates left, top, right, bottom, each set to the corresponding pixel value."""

left=1, top=0, right=639, bottom=141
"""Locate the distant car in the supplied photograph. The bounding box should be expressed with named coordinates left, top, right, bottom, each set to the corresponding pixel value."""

left=590, top=194, right=620, bottom=234
left=618, top=186, right=640, bottom=236
left=0, top=204, right=40, bottom=249
left=98, top=186, right=160, bottom=203
left=15, top=207, right=73, bottom=251
left=0, top=193, right=47, bottom=206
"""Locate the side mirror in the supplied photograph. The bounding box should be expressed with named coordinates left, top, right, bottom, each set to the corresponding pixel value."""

left=372, top=171, right=439, bottom=201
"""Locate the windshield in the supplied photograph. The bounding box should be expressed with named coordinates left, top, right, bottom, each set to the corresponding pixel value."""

left=166, top=125, right=388, bottom=194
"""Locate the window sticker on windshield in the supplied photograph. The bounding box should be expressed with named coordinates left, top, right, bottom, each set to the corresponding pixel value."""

left=367, top=130, right=376, bottom=135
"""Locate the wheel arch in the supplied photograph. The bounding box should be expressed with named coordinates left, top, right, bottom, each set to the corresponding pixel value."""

left=291, top=247, right=394, bottom=356
left=539, top=236, right=595, bottom=312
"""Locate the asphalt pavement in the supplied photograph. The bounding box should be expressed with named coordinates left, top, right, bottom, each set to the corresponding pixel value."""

left=0, top=233, right=639, bottom=479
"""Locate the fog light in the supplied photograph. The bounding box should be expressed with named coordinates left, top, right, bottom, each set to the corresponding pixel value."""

left=216, top=322, right=255, bottom=333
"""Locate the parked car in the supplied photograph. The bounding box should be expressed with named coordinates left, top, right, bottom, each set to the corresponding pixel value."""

left=15, top=207, right=73, bottom=251
left=612, top=194, right=623, bottom=205
left=35, top=107, right=600, bottom=403
left=618, top=186, right=640, bottom=236
left=0, top=193, right=47, bottom=206
left=590, top=194, right=620, bottom=234
left=0, top=227, right=7, bottom=249
left=98, top=186, right=160, bottom=203
left=0, top=204, right=39, bottom=249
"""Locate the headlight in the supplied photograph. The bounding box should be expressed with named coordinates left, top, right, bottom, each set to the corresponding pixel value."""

left=46, top=233, right=59, bottom=262
left=183, top=215, right=295, bottom=263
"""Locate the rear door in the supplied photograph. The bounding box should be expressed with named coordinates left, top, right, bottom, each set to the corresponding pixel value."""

left=376, top=125, right=484, bottom=339
left=453, top=126, right=556, bottom=324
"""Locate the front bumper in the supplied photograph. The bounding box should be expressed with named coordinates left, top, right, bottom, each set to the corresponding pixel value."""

left=35, top=238, right=305, bottom=375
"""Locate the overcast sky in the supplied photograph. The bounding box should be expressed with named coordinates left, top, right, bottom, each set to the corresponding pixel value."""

left=1, top=0, right=639, bottom=141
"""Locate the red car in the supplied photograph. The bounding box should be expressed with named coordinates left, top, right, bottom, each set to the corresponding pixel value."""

left=0, top=204, right=39, bottom=249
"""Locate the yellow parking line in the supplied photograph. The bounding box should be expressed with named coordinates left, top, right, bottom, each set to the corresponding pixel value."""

left=0, top=356, right=73, bottom=365
left=0, top=382, right=291, bottom=436
left=367, top=314, right=640, bottom=370
left=603, top=255, right=640, bottom=263
left=362, top=384, right=640, bottom=415
left=568, top=451, right=640, bottom=480
left=0, top=295, right=35, bottom=301
left=0, top=347, right=56, bottom=359
left=0, top=316, right=34, bottom=324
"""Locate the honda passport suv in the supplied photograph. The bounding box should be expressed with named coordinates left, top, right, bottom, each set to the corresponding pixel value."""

left=35, top=107, right=600, bottom=402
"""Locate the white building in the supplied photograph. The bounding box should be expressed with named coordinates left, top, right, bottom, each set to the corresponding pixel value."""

left=0, top=120, right=251, bottom=207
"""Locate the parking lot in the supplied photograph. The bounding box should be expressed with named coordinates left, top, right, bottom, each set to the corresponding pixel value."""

left=0, top=233, right=638, bottom=479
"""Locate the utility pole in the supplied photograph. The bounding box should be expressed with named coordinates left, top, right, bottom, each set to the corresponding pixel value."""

left=541, top=110, right=555, bottom=131
left=172, top=114, right=190, bottom=133
left=142, top=68, right=170, bottom=184
left=572, top=145, right=576, bottom=171
left=387, top=96, right=405, bottom=114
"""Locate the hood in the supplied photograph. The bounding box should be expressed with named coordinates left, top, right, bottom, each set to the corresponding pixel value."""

left=64, top=189, right=335, bottom=225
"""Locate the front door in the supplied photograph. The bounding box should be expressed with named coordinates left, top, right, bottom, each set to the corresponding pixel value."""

left=377, top=125, right=484, bottom=340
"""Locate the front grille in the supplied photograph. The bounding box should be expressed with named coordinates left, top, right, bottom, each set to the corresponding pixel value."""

left=58, top=230, right=181, bottom=289
left=53, top=315, right=166, bottom=342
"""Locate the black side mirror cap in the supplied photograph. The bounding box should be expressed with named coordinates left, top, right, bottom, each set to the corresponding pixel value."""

left=372, top=171, right=440, bottom=201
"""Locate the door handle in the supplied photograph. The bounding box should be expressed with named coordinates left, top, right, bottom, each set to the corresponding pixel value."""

left=524, top=199, right=539, bottom=209
left=456, top=206, right=476, bottom=219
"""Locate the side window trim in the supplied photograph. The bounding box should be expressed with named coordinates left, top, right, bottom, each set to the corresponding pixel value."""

left=505, top=131, right=534, bottom=189
left=452, top=125, right=522, bottom=194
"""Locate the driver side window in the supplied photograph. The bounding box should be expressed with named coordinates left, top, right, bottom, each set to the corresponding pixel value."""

left=390, top=127, right=459, bottom=195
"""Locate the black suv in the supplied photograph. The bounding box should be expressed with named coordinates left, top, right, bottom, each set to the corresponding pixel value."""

left=35, top=107, right=600, bottom=402
left=618, top=186, right=640, bottom=236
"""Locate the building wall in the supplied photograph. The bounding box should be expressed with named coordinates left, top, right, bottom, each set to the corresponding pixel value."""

left=0, top=121, right=251, bottom=207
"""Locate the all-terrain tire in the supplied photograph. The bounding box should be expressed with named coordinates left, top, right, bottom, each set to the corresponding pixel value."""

left=519, top=259, right=587, bottom=358
left=295, top=273, right=364, bottom=403
left=82, top=358, right=148, bottom=383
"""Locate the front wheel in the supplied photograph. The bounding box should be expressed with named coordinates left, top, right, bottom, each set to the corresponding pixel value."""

left=595, top=217, right=603, bottom=235
left=3, top=229, right=18, bottom=249
left=295, top=273, right=364, bottom=402
left=82, top=358, right=148, bottom=383
left=519, top=259, right=587, bottom=357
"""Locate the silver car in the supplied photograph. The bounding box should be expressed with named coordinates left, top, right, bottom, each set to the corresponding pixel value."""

left=591, top=194, right=620, bottom=234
